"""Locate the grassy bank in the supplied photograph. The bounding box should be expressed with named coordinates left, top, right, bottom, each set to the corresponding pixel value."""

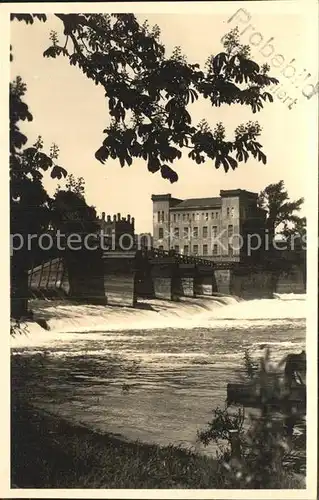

left=12, top=402, right=222, bottom=489
left=11, top=400, right=304, bottom=489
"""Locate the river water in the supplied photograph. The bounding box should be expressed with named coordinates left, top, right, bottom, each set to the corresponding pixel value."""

left=11, top=293, right=306, bottom=456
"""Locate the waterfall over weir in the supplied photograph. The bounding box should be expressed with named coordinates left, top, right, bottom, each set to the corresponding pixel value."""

left=11, top=293, right=306, bottom=349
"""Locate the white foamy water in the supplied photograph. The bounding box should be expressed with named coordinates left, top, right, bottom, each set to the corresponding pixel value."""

left=11, top=293, right=306, bottom=348
left=12, top=293, right=306, bottom=455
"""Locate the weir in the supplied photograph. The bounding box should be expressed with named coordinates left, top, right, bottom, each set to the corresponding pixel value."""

left=27, top=247, right=305, bottom=308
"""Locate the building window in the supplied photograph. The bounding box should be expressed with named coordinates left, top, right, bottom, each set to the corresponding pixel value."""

left=192, top=213, right=195, bottom=221
left=196, top=213, right=200, bottom=221
left=157, top=211, right=161, bottom=223
left=183, top=227, right=189, bottom=239
left=159, top=227, right=164, bottom=239
left=212, top=226, right=218, bottom=238
left=211, top=212, right=214, bottom=219
left=183, top=213, right=186, bottom=221
left=213, top=244, right=218, bottom=256
left=203, top=244, right=208, bottom=255
left=228, top=244, right=233, bottom=257
left=174, top=245, right=179, bottom=253
left=215, top=211, right=219, bottom=218
left=205, top=213, right=209, bottom=221
left=193, top=244, right=199, bottom=255
left=184, top=245, right=189, bottom=255
left=203, top=226, right=208, bottom=238
left=193, top=227, right=198, bottom=238
left=174, top=227, right=179, bottom=238
left=227, top=207, right=230, bottom=217
left=172, top=214, right=176, bottom=222
left=231, top=207, right=234, bottom=217
left=228, top=224, right=234, bottom=238
left=161, top=211, right=165, bottom=222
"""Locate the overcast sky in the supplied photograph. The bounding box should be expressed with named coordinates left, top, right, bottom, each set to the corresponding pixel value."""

left=10, top=4, right=316, bottom=232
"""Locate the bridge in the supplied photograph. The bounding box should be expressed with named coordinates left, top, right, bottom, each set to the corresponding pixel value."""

left=28, top=245, right=302, bottom=307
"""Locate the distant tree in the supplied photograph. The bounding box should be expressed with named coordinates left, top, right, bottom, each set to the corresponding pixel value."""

left=257, top=180, right=304, bottom=242
left=282, top=216, right=306, bottom=247
left=55, top=174, right=86, bottom=199
left=11, top=15, right=279, bottom=183
left=51, top=189, right=98, bottom=235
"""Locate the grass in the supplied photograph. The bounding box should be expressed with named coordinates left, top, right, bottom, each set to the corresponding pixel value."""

left=11, top=399, right=304, bottom=489
left=12, top=401, right=222, bottom=489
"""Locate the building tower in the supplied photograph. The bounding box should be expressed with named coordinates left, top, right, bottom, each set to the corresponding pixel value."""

left=151, top=194, right=182, bottom=251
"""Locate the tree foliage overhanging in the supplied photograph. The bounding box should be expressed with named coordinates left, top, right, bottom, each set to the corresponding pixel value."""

left=10, top=76, right=67, bottom=236
left=11, top=13, right=279, bottom=184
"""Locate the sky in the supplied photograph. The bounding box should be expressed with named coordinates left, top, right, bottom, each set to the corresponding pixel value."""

left=10, top=3, right=317, bottom=233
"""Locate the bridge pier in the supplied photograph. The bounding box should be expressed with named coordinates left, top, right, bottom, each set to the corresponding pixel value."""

left=214, top=269, right=231, bottom=295
left=194, top=266, right=217, bottom=296
left=134, top=251, right=155, bottom=299
left=66, top=249, right=106, bottom=304
left=178, top=263, right=196, bottom=297
left=150, top=257, right=180, bottom=301
left=103, top=251, right=137, bottom=306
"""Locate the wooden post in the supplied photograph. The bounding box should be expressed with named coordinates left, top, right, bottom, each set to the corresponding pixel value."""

left=229, top=429, right=241, bottom=458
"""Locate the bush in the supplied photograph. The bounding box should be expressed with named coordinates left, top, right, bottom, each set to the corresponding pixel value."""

left=197, top=349, right=306, bottom=488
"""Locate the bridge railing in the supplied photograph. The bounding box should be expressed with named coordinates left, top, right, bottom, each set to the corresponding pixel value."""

left=142, top=247, right=215, bottom=268
left=105, top=246, right=238, bottom=269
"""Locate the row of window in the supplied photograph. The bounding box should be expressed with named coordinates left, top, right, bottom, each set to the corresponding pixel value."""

left=157, top=244, right=234, bottom=257
left=171, top=211, right=220, bottom=222
left=158, top=225, right=234, bottom=240
left=157, top=208, right=235, bottom=223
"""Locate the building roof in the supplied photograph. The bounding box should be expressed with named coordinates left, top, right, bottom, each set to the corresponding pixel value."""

left=170, top=197, right=222, bottom=211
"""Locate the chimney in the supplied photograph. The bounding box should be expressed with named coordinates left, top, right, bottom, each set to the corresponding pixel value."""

left=127, top=214, right=131, bottom=223
left=117, top=213, right=121, bottom=221
left=113, top=214, right=117, bottom=221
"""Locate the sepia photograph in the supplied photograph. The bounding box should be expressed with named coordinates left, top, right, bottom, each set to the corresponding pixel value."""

left=2, top=1, right=318, bottom=497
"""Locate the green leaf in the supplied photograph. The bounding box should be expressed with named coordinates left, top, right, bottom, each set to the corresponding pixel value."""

left=161, top=164, right=178, bottom=183
left=51, top=165, right=67, bottom=179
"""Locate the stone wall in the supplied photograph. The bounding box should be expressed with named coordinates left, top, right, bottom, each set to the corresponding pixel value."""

left=214, top=269, right=231, bottom=295
left=276, top=265, right=306, bottom=294
left=214, top=266, right=275, bottom=299
left=231, top=267, right=274, bottom=299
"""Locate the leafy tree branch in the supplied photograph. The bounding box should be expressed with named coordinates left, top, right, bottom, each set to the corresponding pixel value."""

left=11, top=14, right=279, bottom=183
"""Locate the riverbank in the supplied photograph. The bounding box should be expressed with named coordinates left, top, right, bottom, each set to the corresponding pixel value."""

left=12, top=399, right=222, bottom=489
left=12, top=398, right=304, bottom=489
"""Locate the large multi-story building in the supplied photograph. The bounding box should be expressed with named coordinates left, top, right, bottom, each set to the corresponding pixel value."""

left=151, top=190, right=267, bottom=262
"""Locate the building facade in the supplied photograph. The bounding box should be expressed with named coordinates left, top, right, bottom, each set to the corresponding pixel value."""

left=96, top=212, right=135, bottom=250
left=151, top=190, right=266, bottom=262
